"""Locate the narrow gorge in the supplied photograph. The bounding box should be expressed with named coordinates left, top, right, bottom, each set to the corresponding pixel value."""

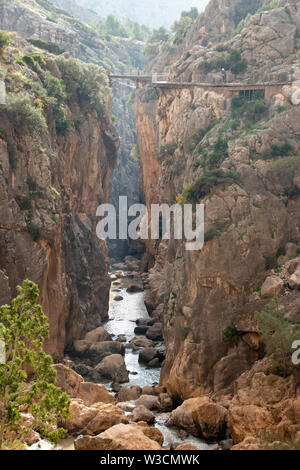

left=0, top=0, right=300, bottom=454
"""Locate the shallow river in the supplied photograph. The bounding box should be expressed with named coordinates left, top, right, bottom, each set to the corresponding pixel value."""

left=60, top=271, right=211, bottom=450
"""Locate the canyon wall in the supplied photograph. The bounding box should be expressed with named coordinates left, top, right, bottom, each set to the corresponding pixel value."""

left=0, top=34, right=119, bottom=360
left=0, top=0, right=146, bottom=356
left=135, top=0, right=300, bottom=400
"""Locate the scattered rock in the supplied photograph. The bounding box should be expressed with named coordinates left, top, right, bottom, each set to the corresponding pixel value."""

left=114, top=295, right=124, bottom=301
left=134, top=394, right=160, bottom=410
left=167, top=397, right=212, bottom=436
left=77, top=382, right=116, bottom=406
left=192, top=401, right=228, bottom=440
left=84, top=327, right=112, bottom=343
left=74, top=423, right=161, bottom=450
left=288, top=268, right=300, bottom=289
left=65, top=399, right=98, bottom=434
left=261, top=276, right=284, bottom=299
left=134, top=326, right=148, bottom=335
left=85, top=403, right=128, bottom=435
left=127, top=284, right=144, bottom=293
left=219, top=439, right=234, bottom=450
left=53, top=364, right=83, bottom=397
left=136, top=422, right=164, bottom=446
left=95, top=354, right=129, bottom=383
left=159, top=393, right=173, bottom=412
left=129, top=336, right=155, bottom=349
left=148, top=358, right=161, bottom=367
left=139, top=348, right=158, bottom=364
left=116, top=335, right=127, bottom=343
left=175, top=443, right=199, bottom=450
left=146, top=323, right=163, bottom=341
left=129, top=405, right=155, bottom=424
left=117, top=386, right=142, bottom=402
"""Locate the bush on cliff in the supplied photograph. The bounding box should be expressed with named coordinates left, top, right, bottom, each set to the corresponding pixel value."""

left=0, top=30, right=11, bottom=52
left=231, top=95, right=268, bottom=123
left=55, top=56, right=109, bottom=115
left=255, top=298, right=300, bottom=377
left=26, top=38, right=65, bottom=55
left=0, top=280, right=70, bottom=449
left=6, top=93, right=47, bottom=135
left=182, top=169, right=241, bottom=203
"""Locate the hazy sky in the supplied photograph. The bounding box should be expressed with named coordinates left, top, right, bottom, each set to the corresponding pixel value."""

left=75, top=0, right=211, bottom=28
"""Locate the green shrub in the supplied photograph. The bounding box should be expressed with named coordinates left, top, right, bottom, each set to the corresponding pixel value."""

left=265, top=255, right=277, bottom=270
left=255, top=298, right=300, bottom=376
left=200, top=49, right=247, bottom=75
left=158, top=142, right=177, bottom=162
left=223, top=325, right=241, bottom=345
left=183, top=169, right=241, bottom=203
left=185, top=122, right=216, bottom=153
left=283, top=185, right=300, bottom=200
left=53, top=102, right=71, bottom=136
left=0, top=30, right=11, bottom=51
left=56, top=56, right=109, bottom=114
left=43, top=71, right=66, bottom=101
left=26, top=38, right=65, bottom=55
left=15, top=196, right=32, bottom=211
left=205, top=228, right=219, bottom=241
left=231, top=96, right=268, bottom=123
left=27, top=223, right=42, bottom=242
left=262, top=143, right=294, bottom=160
left=7, top=142, right=18, bottom=169
left=6, top=94, right=47, bottom=134
left=27, top=177, right=38, bottom=192
left=21, top=55, right=42, bottom=74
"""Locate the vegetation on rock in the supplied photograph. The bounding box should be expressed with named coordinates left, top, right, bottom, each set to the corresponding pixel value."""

left=255, top=298, right=300, bottom=377
left=0, top=281, right=70, bottom=449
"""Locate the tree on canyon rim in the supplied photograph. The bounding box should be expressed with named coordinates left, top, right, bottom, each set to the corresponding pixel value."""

left=0, top=280, right=70, bottom=449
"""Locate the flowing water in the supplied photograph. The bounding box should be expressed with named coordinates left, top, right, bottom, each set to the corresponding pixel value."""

left=60, top=267, right=212, bottom=450
left=102, top=269, right=212, bottom=450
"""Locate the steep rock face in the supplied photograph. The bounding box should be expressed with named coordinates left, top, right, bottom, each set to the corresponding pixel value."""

left=0, top=0, right=147, bottom=263
left=135, top=1, right=300, bottom=400
left=108, top=85, right=143, bottom=260
left=0, top=37, right=118, bottom=359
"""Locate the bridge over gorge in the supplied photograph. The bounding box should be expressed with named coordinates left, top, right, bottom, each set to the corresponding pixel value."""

left=109, top=72, right=292, bottom=101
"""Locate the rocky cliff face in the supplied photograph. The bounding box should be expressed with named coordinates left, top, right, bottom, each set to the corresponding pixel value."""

left=0, top=0, right=147, bottom=355
left=135, top=0, right=300, bottom=402
left=0, top=35, right=119, bottom=359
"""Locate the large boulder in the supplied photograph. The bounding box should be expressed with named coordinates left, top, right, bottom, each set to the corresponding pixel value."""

left=192, top=402, right=228, bottom=440
left=166, top=397, right=212, bottom=436
left=94, top=354, right=129, bottom=383
left=261, top=276, right=284, bottom=299
left=74, top=423, right=161, bottom=450
left=64, top=399, right=98, bottom=434
left=53, top=364, right=83, bottom=397
left=134, top=394, right=160, bottom=410
left=138, top=348, right=158, bottom=364
left=84, top=404, right=128, bottom=435
left=73, top=341, right=125, bottom=365
left=127, top=284, right=144, bottom=293
left=117, top=386, right=142, bottom=402
left=77, top=382, right=116, bottom=406
left=129, top=405, right=155, bottom=424
left=84, top=327, right=112, bottom=343
left=288, top=268, right=300, bottom=289
left=146, top=322, right=163, bottom=341
left=159, top=393, right=173, bottom=412
left=129, top=336, right=155, bottom=349
left=136, top=422, right=164, bottom=446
